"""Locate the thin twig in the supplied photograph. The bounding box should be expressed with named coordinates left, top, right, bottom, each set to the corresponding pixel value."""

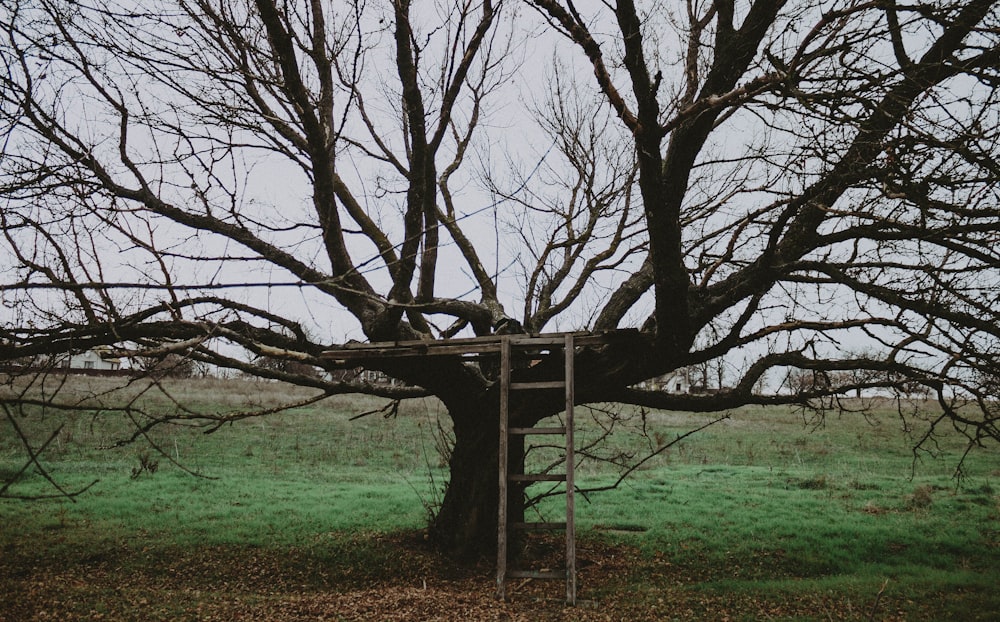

left=868, top=578, right=889, bottom=621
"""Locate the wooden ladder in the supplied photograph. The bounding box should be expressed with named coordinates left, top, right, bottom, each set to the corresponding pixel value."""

left=496, top=333, right=576, bottom=605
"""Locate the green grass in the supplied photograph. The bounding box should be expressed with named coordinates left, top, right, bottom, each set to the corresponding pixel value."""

left=1, top=377, right=446, bottom=542
left=2, top=376, right=999, bottom=620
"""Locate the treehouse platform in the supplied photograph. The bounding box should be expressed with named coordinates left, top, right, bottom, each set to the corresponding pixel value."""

left=321, top=331, right=639, bottom=605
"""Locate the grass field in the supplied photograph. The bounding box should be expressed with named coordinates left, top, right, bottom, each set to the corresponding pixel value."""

left=2, top=376, right=999, bottom=621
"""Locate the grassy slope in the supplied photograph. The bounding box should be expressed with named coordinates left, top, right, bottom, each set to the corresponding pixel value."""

left=2, top=376, right=998, bottom=620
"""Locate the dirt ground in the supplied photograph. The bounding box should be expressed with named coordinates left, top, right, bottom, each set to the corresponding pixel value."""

left=0, top=533, right=966, bottom=621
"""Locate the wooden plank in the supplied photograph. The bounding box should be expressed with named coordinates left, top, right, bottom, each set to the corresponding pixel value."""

left=323, top=342, right=502, bottom=360
left=339, top=334, right=495, bottom=349
left=509, top=473, right=566, bottom=482
left=564, top=333, right=577, bottom=606
left=510, top=380, right=565, bottom=390
left=496, top=336, right=511, bottom=601
left=507, top=335, right=574, bottom=347
left=509, top=426, right=566, bottom=435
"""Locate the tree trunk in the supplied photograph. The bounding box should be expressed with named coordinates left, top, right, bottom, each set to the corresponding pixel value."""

left=427, top=399, right=526, bottom=560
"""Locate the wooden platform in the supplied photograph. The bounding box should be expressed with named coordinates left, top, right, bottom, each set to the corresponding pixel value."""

left=320, top=329, right=636, bottom=364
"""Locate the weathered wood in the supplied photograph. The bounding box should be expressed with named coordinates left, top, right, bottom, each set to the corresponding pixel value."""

left=509, top=426, right=566, bottom=435
left=509, top=380, right=565, bottom=390
left=496, top=336, right=511, bottom=601
left=564, top=333, right=577, bottom=606
left=509, top=473, right=566, bottom=482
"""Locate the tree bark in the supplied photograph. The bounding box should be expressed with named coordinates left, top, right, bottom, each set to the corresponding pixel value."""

left=427, top=398, right=525, bottom=560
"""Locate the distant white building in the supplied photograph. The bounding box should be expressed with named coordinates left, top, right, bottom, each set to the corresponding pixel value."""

left=60, top=347, right=122, bottom=371
left=636, top=367, right=698, bottom=393
left=358, top=368, right=402, bottom=386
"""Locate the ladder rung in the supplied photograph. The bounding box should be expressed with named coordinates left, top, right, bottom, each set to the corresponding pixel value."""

left=509, top=426, right=566, bottom=435
left=508, top=336, right=570, bottom=347
left=509, top=473, right=566, bottom=482
left=510, top=380, right=565, bottom=390
left=513, top=521, right=567, bottom=530
left=507, top=570, right=565, bottom=580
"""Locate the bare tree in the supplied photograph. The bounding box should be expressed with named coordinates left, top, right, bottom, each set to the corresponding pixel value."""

left=1, top=0, right=998, bottom=556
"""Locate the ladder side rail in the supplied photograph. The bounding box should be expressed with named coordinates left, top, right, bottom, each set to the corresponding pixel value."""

left=564, top=333, right=577, bottom=605
left=496, top=336, right=512, bottom=600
